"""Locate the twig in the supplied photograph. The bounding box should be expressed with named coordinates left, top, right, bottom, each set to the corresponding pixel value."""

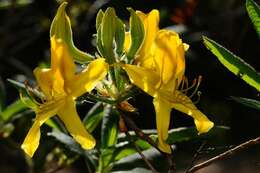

left=185, top=141, right=207, bottom=173
left=120, top=112, right=176, bottom=173
left=187, top=136, right=260, bottom=173
left=125, top=130, right=159, bottom=173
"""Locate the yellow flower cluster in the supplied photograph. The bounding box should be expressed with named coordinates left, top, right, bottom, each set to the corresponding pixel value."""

left=123, top=10, right=214, bottom=153
left=21, top=2, right=214, bottom=157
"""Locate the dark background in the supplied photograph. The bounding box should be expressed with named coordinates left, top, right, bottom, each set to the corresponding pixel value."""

left=0, top=0, right=259, bottom=172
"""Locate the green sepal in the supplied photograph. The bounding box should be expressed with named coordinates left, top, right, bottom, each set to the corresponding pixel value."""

left=115, top=17, right=125, bottom=56
left=100, top=7, right=117, bottom=64
left=50, top=2, right=93, bottom=63
left=126, top=8, right=145, bottom=62
left=96, top=9, right=104, bottom=30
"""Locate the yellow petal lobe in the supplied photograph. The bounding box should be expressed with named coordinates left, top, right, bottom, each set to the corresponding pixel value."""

left=21, top=101, right=60, bottom=157
left=58, top=98, right=96, bottom=149
left=123, top=64, right=160, bottom=97
left=136, top=10, right=159, bottom=64
left=153, top=97, right=172, bottom=154
left=69, top=58, right=109, bottom=98
left=169, top=91, right=214, bottom=134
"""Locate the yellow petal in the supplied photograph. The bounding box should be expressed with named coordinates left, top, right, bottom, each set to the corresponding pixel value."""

left=169, top=91, right=214, bottom=134
left=151, top=30, right=186, bottom=89
left=51, top=37, right=76, bottom=82
left=57, top=98, right=96, bottom=150
left=124, top=32, right=131, bottom=53
left=69, top=58, right=108, bottom=98
left=153, top=97, right=172, bottom=153
left=34, top=68, right=53, bottom=98
left=21, top=121, right=41, bottom=157
left=135, top=10, right=159, bottom=65
left=21, top=101, right=60, bottom=157
left=123, top=64, right=160, bottom=97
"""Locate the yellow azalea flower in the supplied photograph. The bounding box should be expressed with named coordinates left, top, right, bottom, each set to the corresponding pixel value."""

left=123, top=10, right=214, bottom=154
left=21, top=37, right=108, bottom=157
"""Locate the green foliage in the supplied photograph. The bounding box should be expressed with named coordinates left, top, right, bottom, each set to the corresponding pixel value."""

left=100, top=8, right=117, bottom=64
left=83, top=102, right=104, bottom=133
left=126, top=8, right=145, bottom=62
left=48, top=130, right=86, bottom=155
left=50, top=2, right=93, bottom=63
left=246, top=0, right=260, bottom=38
left=203, top=36, right=260, bottom=91
left=101, top=106, right=119, bottom=149
left=0, top=100, right=27, bottom=121
left=231, top=96, right=260, bottom=110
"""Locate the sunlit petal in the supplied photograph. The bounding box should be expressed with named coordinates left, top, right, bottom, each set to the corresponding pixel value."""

left=152, top=30, right=185, bottom=89
left=58, top=98, right=96, bottom=150
left=153, top=97, right=172, bottom=154
left=123, top=64, right=160, bottom=97
left=169, top=91, right=214, bottom=134
left=124, top=32, right=131, bottom=53
left=69, top=58, right=108, bottom=98
left=21, top=101, right=61, bottom=157
left=34, top=68, right=53, bottom=98
left=51, top=37, right=76, bottom=82
left=136, top=10, right=159, bottom=65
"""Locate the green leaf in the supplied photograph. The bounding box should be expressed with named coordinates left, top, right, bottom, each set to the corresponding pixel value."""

left=115, top=17, right=125, bottom=56
left=83, top=102, right=104, bottom=133
left=50, top=2, right=93, bottom=63
left=96, top=9, right=104, bottom=30
left=113, top=148, right=163, bottom=171
left=166, top=126, right=229, bottom=144
left=98, top=148, right=115, bottom=172
left=126, top=8, right=145, bottom=62
left=231, top=96, right=260, bottom=110
left=0, top=99, right=27, bottom=121
left=100, top=8, right=116, bottom=64
left=101, top=106, right=119, bottom=149
left=203, top=36, right=260, bottom=91
left=48, top=130, right=86, bottom=155
left=113, top=140, right=151, bottom=162
left=45, top=119, right=61, bottom=130
left=7, top=79, right=43, bottom=99
left=246, top=0, right=260, bottom=37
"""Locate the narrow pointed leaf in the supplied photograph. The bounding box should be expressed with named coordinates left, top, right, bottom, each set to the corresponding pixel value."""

left=96, top=9, right=104, bottom=30
left=48, top=130, right=85, bottom=155
left=126, top=8, right=145, bottom=61
left=101, top=8, right=116, bottom=64
left=101, top=106, right=119, bottom=148
left=115, top=17, right=125, bottom=56
left=203, top=36, right=260, bottom=91
left=0, top=100, right=27, bottom=121
left=246, top=0, right=260, bottom=37
left=83, top=102, right=104, bottom=133
left=231, top=96, right=260, bottom=110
